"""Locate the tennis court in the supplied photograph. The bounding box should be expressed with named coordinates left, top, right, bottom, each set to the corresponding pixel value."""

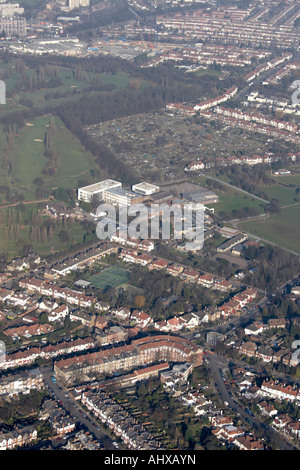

left=88, top=266, right=130, bottom=290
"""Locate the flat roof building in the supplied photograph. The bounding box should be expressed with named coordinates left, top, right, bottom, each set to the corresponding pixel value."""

left=132, top=182, right=160, bottom=196
left=217, top=234, right=248, bottom=253
left=219, top=227, right=241, bottom=238
left=103, top=187, right=143, bottom=207
left=0, top=15, right=26, bottom=37
left=77, top=179, right=122, bottom=203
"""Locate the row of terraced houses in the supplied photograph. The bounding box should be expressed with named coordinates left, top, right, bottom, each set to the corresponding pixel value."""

left=54, top=335, right=203, bottom=385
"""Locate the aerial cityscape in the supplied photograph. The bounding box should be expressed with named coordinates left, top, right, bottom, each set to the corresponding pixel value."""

left=0, top=0, right=299, bottom=457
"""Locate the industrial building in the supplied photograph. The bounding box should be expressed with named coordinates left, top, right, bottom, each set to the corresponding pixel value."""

left=9, top=37, right=85, bottom=55
left=216, top=233, right=248, bottom=253
left=59, top=0, right=90, bottom=11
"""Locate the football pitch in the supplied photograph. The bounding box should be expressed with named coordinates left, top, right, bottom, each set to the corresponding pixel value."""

left=88, top=267, right=130, bottom=290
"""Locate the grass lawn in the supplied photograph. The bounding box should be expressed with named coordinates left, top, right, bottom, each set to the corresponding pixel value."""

left=273, top=174, right=300, bottom=186
left=17, top=0, right=39, bottom=6
left=43, top=116, right=96, bottom=191
left=211, top=191, right=264, bottom=215
left=259, top=183, right=299, bottom=206
left=89, top=266, right=130, bottom=290
left=189, top=175, right=265, bottom=216
left=194, top=174, right=299, bottom=210
left=10, top=117, right=50, bottom=192
left=2, top=115, right=96, bottom=200
left=191, top=69, right=222, bottom=78
left=0, top=203, right=94, bottom=258
left=0, top=58, right=134, bottom=122
left=12, top=70, right=132, bottom=111
left=0, top=223, right=89, bottom=258
left=206, top=187, right=265, bottom=216
left=239, top=204, right=300, bottom=254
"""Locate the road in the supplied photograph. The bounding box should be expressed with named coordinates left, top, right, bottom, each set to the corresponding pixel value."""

left=197, top=275, right=300, bottom=449
left=0, top=198, right=51, bottom=209
left=206, top=353, right=298, bottom=450
left=40, top=365, right=117, bottom=450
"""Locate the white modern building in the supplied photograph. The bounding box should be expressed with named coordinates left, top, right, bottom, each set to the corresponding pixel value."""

left=0, top=15, right=26, bottom=36
left=103, top=187, right=142, bottom=207
left=132, top=182, right=160, bottom=196
left=0, top=2, right=24, bottom=16
left=77, top=179, right=122, bottom=203
left=60, top=0, right=90, bottom=11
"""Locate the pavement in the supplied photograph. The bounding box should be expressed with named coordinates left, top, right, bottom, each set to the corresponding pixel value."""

left=40, top=365, right=117, bottom=450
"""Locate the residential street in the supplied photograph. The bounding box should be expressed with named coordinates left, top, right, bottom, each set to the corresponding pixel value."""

left=40, top=365, right=117, bottom=450
left=206, top=353, right=298, bottom=450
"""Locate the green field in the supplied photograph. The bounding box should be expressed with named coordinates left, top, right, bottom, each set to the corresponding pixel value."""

left=89, top=267, right=130, bottom=290
left=0, top=58, right=133, bottom=118
left=192, top=175, right=265, bottom=216
left=239, top=204, right=300, bottom=254
left=192, top=69, right=222, bottom=78
left=210, top=189, right=265, bottom=216
left=274, top=174, right=300, bottom=186
left=0, top=203, right=94, bottom=258
left=0, top=115, right=97, bottom=201
left=194, top=173, right=300, bottom=213
left=259, top=183, right=299, bottom=206
left=12, top=70, right=132, bottom=111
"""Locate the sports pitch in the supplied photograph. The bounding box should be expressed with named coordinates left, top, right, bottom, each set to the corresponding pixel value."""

left=88, top=267, right=130, bottom=290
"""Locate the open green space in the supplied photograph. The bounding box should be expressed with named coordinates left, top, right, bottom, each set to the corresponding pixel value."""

left=12, top=70, right=132, bottom=111
left=274, top=174, right=300, bottom=186
left=191, top=69, right=222, bottom=78
left=193, top=176, right=265, bottom=217
left=0, top=57, right=134, bottom=120
left=0, top=203, right=94, bottom=258
left=88, top=266, right=130, bottom=291
left=195, top=172, right=300, bottom=210
left=259, top=183, right=299, bottom=206
left=0, top=114, right=96, bottom=201
left=16, top=0, right=40, bottom=7
left=239, top=204, right=300, bottom=254
left=209, top=189, right=265, bottom=216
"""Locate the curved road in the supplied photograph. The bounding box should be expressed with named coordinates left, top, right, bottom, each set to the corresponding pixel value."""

left=206, top=353, right=298, bottom=450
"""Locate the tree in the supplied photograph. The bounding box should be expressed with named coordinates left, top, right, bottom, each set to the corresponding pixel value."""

left=134, top=295, right=146, bottom=309
left=90, top=193, right=102, bottom=209
left=33, top=177, right=44, bottom=187
left=40, top=312, right=48, bottom=324
left=58, top=230, right=70, bottom=243
left=54, top=188, right=69, bottom=203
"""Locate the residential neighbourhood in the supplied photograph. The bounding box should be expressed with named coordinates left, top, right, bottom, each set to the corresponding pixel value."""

left=0, top=0, right=300, bottom=455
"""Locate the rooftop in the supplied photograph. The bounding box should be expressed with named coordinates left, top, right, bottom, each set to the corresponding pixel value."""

left=78, top=179, right=122, bottom=195
left=132, top=182, right=160, bottom=195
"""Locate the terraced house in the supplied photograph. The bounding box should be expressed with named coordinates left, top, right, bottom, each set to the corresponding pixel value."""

left=54, top=335, right=203, bottom=385
left=0, top=425, right=37, bottom=450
